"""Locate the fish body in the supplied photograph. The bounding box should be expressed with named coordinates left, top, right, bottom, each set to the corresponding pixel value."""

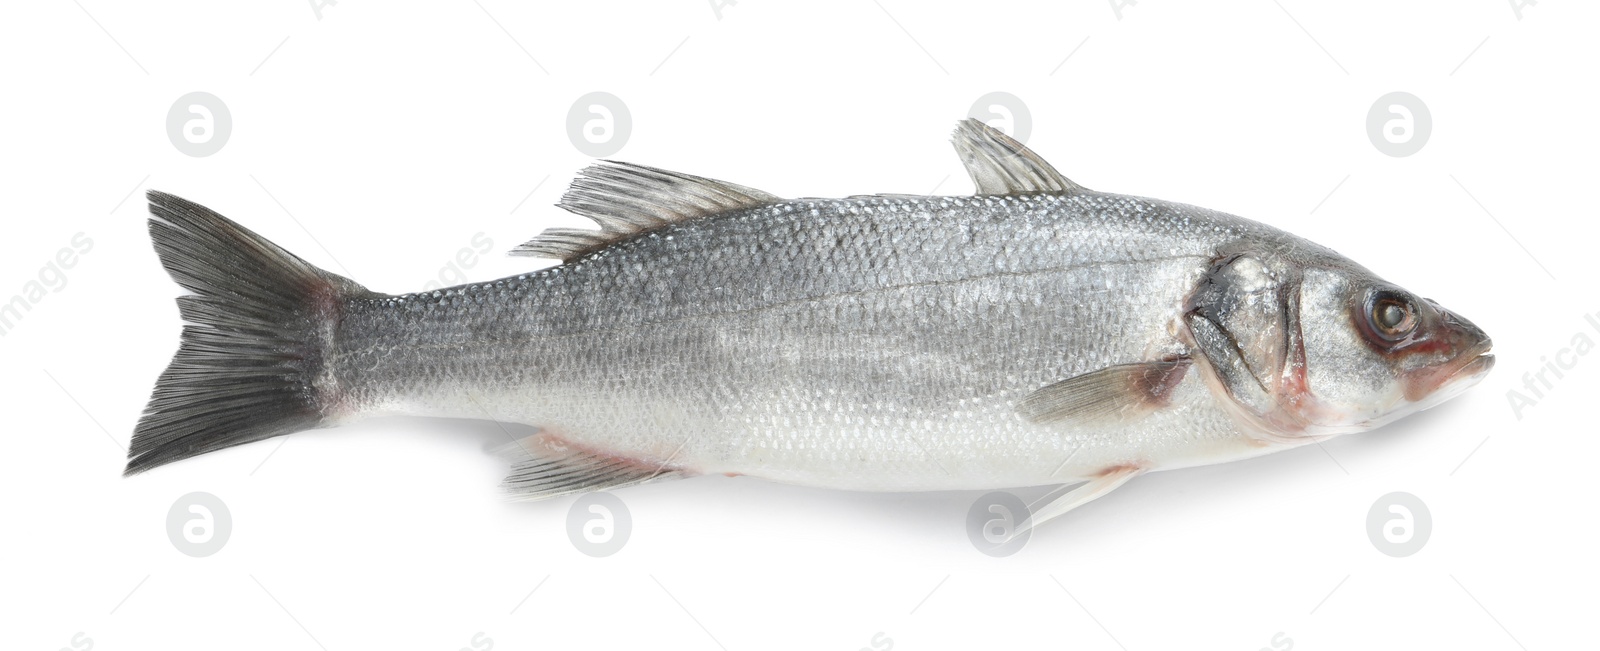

left=341, top=192, right=1287, bottom=490
left=128, top=120, right=1493, bottom=527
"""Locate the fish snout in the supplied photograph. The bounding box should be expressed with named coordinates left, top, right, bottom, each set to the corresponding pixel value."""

left=1448, top=307, right=1495, bottom=383
left=1420, top=298, right=1488, bottom=350
left=1400, top=302, right=1494, bottom=402
left=1434, top=302, right=1493, bottom=362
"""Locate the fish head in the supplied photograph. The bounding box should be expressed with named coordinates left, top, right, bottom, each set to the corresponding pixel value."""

left=1295, top=265, right=1494, bottom=430
left=1185, top=252, right=1493, bottom=441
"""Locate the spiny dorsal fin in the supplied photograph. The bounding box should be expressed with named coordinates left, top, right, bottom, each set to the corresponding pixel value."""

left=511, top=161, right=780, bottom=261
left=952, top=118, right=1088, bottom=196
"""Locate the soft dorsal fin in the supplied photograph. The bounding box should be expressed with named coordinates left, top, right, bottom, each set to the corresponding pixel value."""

left=952, top=118, right=1088, bottom=196
left=511, top=161, right=780, bottom=261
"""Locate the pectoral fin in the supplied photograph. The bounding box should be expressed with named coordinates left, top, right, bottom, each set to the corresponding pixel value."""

left=1016, top=357, right=1191, bottom=425
left=1008, top=465, right=1145, bottom=540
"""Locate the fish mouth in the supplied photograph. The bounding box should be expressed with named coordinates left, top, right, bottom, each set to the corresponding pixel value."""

left=1454, top=350, right=1496, bottom=382
left=1405, top=341, right=1495, bottom=404
left=1449, top=336, right=1496, bottom=384
left=1355, top=347, right=1493, bottom=430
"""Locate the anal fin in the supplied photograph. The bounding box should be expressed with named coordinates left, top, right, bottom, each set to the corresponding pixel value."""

left=497, top=437, right=689, bottom=501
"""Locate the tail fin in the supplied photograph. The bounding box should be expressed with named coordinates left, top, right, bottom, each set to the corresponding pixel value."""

left=125, top=191, right=375, bottom=475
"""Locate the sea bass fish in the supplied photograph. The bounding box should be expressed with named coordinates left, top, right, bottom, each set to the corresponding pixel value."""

left=127, top=120, right=1493, bottom=531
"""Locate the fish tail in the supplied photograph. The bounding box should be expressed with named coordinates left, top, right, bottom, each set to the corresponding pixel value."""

left=125, top=191, right=375, bottom=475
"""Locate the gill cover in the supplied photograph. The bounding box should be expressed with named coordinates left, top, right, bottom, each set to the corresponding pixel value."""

left=1183, top=252, right=1331, bottom=442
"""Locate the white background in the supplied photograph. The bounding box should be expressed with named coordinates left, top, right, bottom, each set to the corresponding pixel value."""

left=2, top=1, right=1593, bottom=649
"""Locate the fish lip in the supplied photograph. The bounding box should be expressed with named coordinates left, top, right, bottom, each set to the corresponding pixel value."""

left=1428, top=344, right=1496, bottom=396
left=1397, top=338, right=1493, bottom=405
left=1454, top=351, right=1495, bottom=383
left=1463, top=332, right=1494, bottom=365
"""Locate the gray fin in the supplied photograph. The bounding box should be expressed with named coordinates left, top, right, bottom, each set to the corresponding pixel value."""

left=497, top=439, right=689, bottom=501
left=952, top=118, right=1088, bottom=196
left=511, top=161, right=780, bottom=261
left=1009, top=465, right=1145, bottom=539
left=1016, top=357, right=1191, bottom=425
left=127, top=191, right=378, bottom=476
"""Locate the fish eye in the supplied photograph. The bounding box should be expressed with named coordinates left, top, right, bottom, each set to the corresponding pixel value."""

left=1366, top=291, right=1418, bottom=341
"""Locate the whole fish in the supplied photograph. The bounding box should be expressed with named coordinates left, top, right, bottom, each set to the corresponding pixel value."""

left=128, top=120, right=1493, bottom=531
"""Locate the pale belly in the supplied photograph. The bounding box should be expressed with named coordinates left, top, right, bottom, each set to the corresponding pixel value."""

left=440, top=356, right=1278, bottom=492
